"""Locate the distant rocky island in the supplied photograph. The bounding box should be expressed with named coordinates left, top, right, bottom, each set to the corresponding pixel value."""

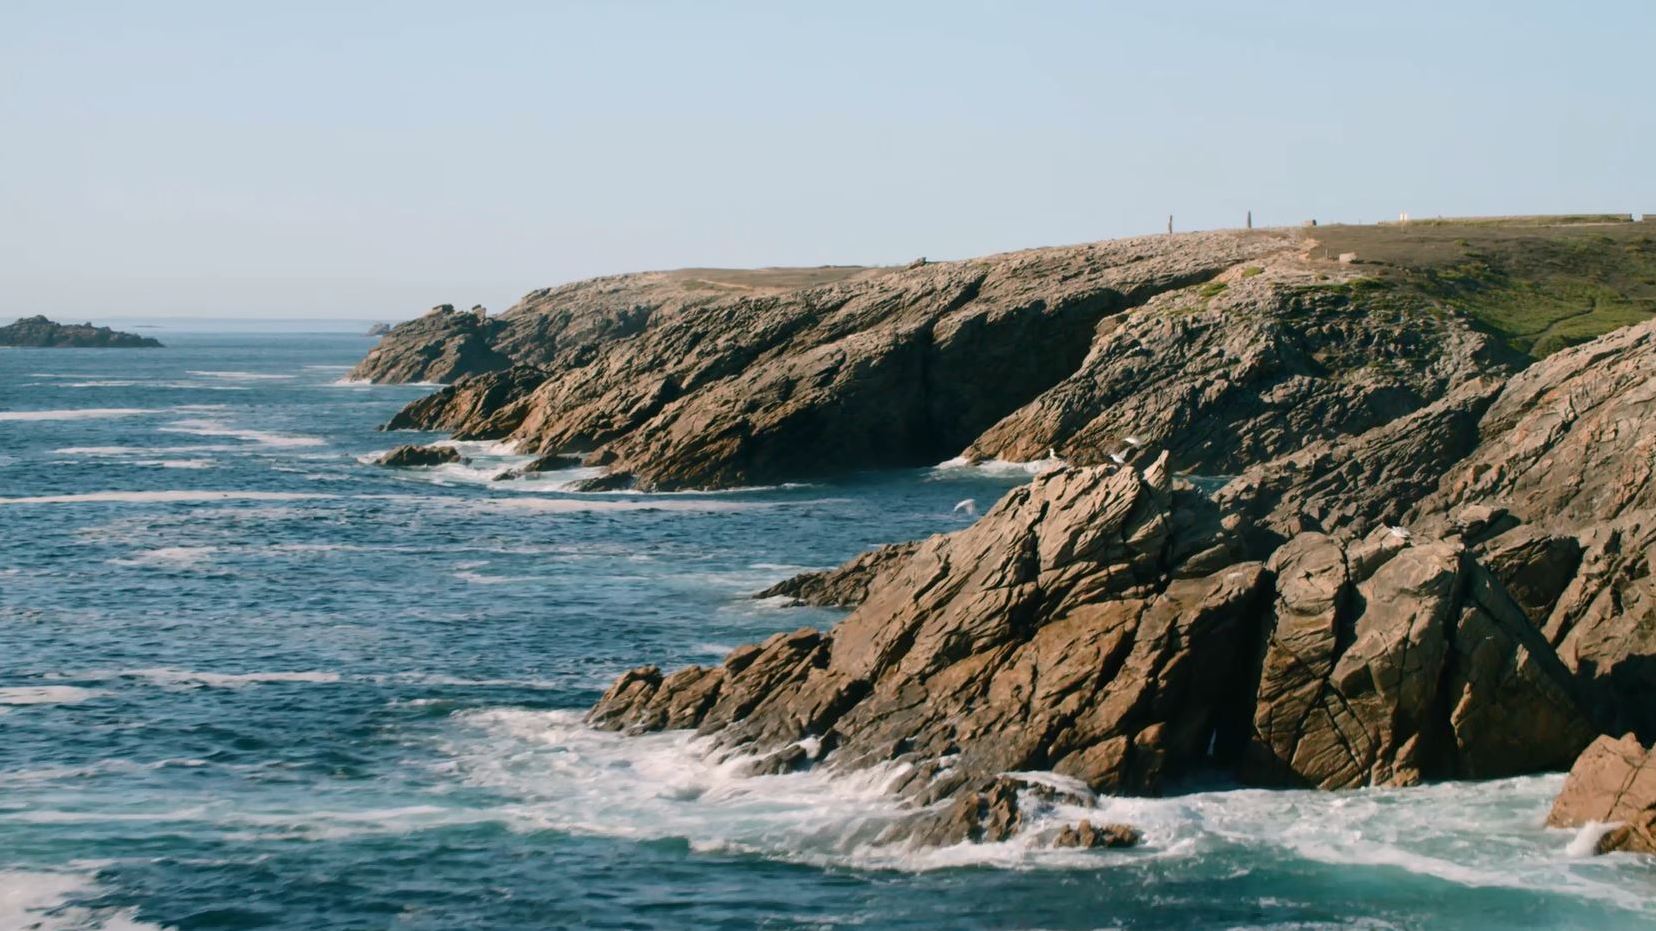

left=366, top=322, right=393, bottom=336
left=0, top=315, right=162, bottom=348
left=355, top=216, right=1656, bottom=851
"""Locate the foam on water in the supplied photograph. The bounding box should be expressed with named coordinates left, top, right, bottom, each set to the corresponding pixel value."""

left=0, top=869, right=165, bottom=931
left=0, top=686, right=107, bottom=706
left=185, top=370, right=295, bottom=380
left=109, top=668, right=342, bottom=689
left=437, top=709, right=1656, bottom=910
left=930, top=454, right=1066, bottom=478
left=158, top=418, right=324, bottom=448
left=0, top=409, right=163, bottom=422
left=0, top=491, right=333, bottom=505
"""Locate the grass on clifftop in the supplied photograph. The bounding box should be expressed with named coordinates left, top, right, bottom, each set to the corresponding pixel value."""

left=1311, top=220, right=1656, bottom=357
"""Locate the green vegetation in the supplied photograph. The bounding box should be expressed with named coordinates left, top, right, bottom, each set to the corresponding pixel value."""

left=1241, top=266, right=1264, bottom=278
left=1198, top=280, right=1229, bottom=299
left=1311, top=222, right=1656, bottom=357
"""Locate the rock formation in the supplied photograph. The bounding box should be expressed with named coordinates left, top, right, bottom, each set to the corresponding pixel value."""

left=1548, top=733, right=1656, bottom=855
left=353, top=305, right=509, bottom=383
left=354, top=223, right=1656, bottom=849
left=0, top=315, right=162, bottom=348
left=375, top=444, right=463, bottom=467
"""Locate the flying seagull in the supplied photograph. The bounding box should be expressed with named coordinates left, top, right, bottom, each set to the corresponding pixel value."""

left=953, top=498, right=978, bottom=517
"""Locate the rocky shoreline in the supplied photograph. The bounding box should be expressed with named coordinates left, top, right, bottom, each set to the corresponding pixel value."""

left=354, top=223, right=1656, bottom=853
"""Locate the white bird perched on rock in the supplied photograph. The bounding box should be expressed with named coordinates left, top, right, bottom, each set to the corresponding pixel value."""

left=1108, top=451, right=1127, bottom=465
left=952, top=498, right=978, bottom=517
left=1386, top=525, right=1412, bottom=541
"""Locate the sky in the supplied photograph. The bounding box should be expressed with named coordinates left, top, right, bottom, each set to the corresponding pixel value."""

left=2, top=1, right=1652, bottom=320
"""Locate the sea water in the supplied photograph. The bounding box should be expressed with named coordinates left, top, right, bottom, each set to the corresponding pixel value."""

left=1, top=330, right=1651, bottom=930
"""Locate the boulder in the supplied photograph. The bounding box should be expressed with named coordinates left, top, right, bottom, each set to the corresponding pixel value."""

left=1547, top=733, right=1656, bottom=855
left=375, top=444, right=463, bottom=468
left=348, top=304, right=510, bottom=384
left=1053, top=820, right=1141, bottom=849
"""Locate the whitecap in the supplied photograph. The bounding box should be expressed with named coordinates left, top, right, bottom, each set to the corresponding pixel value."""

left=185, top=370, right=294, bottom=380
left=929, top=454, right=1066, bottom=478
left=109, top=546, right=217, bottom=569
left=0, top=491, right=332, bottom=506
left=158, top=418, right=324, bottom=448
left=0, top=686, right=106, bottom=706
left=0, top=408, right=161, bottom=422
left=0, top=869, right=166, bottom=931
left=115, top=668, right=340, bottom=688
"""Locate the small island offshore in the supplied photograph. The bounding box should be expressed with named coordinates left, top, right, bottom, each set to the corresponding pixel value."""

left=0, top=315, right=162, bottom=348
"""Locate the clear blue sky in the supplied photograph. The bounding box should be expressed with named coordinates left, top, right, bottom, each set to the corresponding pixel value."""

left=3, top=1, right=1651, bottom=319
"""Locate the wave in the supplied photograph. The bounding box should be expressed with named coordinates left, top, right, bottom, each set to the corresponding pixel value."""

left=185, top=370, right=294, bottom=380
left=0, top=686, right=106, bottom=706
left=0, top=868, right=166, bottom=931
left=0, top=491, right=333, bottom=506
left=157, top=418, right=324, bottom=448
left=0, top=408, right=163, bottom=422
left=434, top=709, right=1656, bottom=908
left=929, top=454, right=1067, bottom=478
left=112, top=668, right=341, bottom=688
left=109, top=546, right=217, bottom=569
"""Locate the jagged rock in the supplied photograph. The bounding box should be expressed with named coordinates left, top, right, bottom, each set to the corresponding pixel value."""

left=0, top=315, right=161, bottom=348
left=1547, top=733, right=1656, bottom=855
left=367, top=233, right=1299, bottom=490
left=492, top=452, right=586, bottom=481
left=1215, top=376, right=1504, bottom=545
left=593, top=460, right=1272, bottom=824
left=375, top=444, right=463, bottom=467
left=350, top=304, right=510, bottom=384
left=384, top=365, right=548, bottom=436
left=1242, top=528, right=1597, bottom=789
left=1413, top=317, right=1656, bottom=531
left=755, top=542, right=919, bottom=607
left=1408, top=318, right=1656, bottom=743
left=365, top=322, right=392, bottom=336
left=1053, top=820, right=1141, bottom=849
left=965, top=266, right=1516, bottom=475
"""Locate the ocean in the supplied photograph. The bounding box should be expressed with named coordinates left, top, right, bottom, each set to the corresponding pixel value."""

left=1, top=330, right=1650, bottom=930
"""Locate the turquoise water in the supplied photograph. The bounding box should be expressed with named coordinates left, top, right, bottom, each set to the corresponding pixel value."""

left=1, top=332, right=1651, bottom=930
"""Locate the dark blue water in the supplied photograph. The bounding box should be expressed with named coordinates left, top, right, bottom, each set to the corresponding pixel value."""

left=2, top=332, right=1650, bottom=930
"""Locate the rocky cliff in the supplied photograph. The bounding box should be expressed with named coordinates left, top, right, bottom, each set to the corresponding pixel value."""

left=588, top=316, right=1656, bottom=847
left=0, top=315, right=162, bottom=348
left=354, top=221, right=1656, bottom=850
left=363, top=231, right=1521, bottom=491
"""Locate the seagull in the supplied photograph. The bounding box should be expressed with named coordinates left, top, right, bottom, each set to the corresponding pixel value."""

left=953, top=498, right=978, bottom=517
left=1125, top=435, right=1145, bottom=448
left=1387, top=525, right=1413, bottom=541
left=1108, top=451, right=1127, bottom=465
left=1045, top=447, right=1058, bottom=461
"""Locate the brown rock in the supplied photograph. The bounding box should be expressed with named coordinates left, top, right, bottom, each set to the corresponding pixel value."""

left=755, top=542, right=920, bottom=607
left=375, top=444, right=464, bottom=468
left=1547, top=733, right=1656, bottom=855
left=1053, top=820, right=1141, bottom=849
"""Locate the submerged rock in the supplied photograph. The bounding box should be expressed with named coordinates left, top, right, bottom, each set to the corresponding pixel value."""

left=1547, top=733, right=1656, bottom=855
left=376, top=444, right=463, bottom=467
left=0, top=315, right=162, bottom=348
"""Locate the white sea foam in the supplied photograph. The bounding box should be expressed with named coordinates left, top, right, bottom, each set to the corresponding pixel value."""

left=55, top=445, right=245, bottom=456
left=158, top=418, right=324, bottom=448
left=110, top=546, right=217, bottom=569
left=453, top=570, right=543, bottom=585
left=185, top=370, right=294, bottom=380
left=132, top=459, right=214, bottom=469
left=0, top=869, right=165, bottom=931
left=115, top=668, right=341, bottom=688
left=434, top=709, right=1656, bottom=907
left=0, top=408, right=161, bottom=422
left=0, top=686, right=106, bottom=706
left=930, top=454, right=1066, bottom=478
left=476, top=497, right=774, bottom=514
left=0, top=491, right=332, bottom=506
